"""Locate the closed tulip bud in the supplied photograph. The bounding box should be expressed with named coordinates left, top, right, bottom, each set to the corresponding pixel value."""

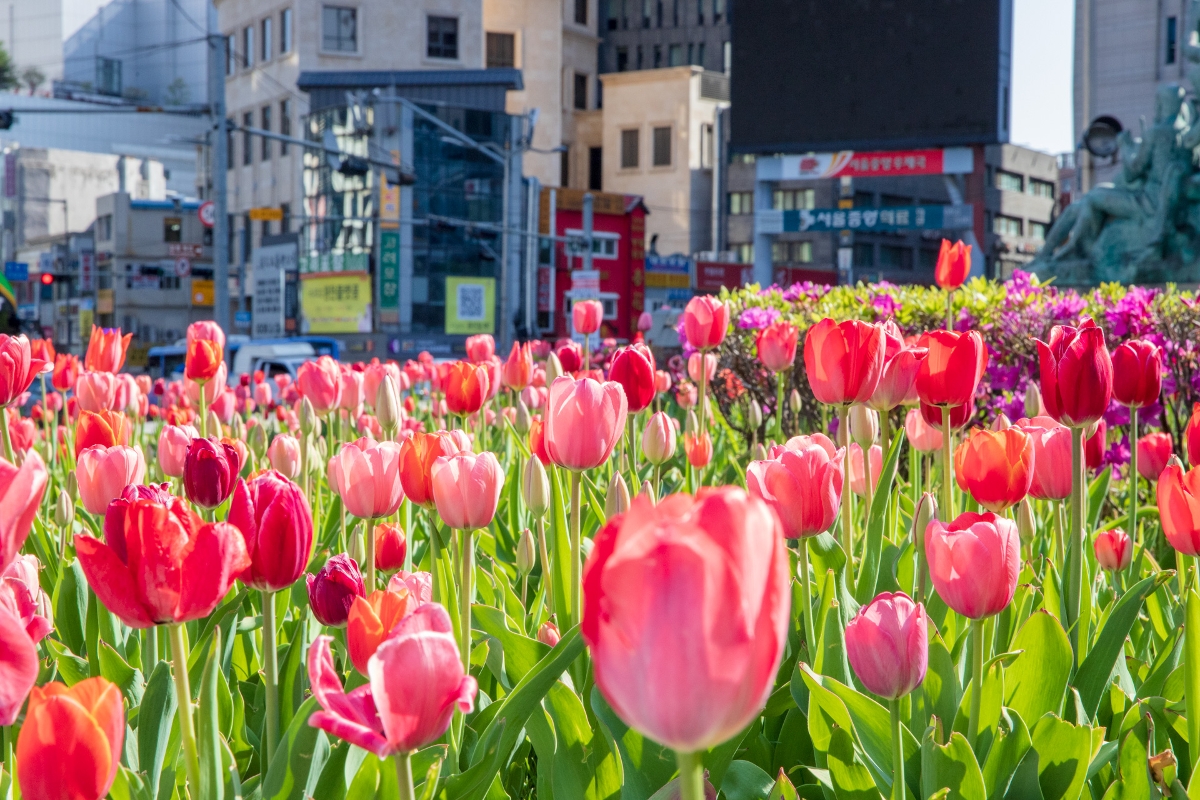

left=205, top=408, right=222, bottom=438
left=845, top=592, right=928, bottom=699
left=686, top=409, right=699, bottom=434
left=55, top=491, right=74, bottom=529
left=640, top=479, right=656, bottom=504
left=523, top=455, right=550, bottom=517
left=913, top=492, right=937, bottom=552
left=538, top=620, right=561, bottom=647
left=1016, top=497, right=1035, bottom=542
left=347, top=527, right=365, bottom=564
left=1094, top=528, right=1132, bottom=572
left=848, top=404, right=878, bottom=448
left=642, top=411, right=677, bottom=465
left=299, top=396, right=318, bottom=436
left=790, top=388, right=802, bottom=414
left=545, top=351, right=563, bottom=382
left=316, top=436, right=328, bottom=464
left=748, top=398, right=762, bottom=429
left=514, top=398, right=532, bottom=434
left=66, top=470, right=78, bottom=502
left=373, top=523, right=407, bottom=574
left=376, top=374, right=401, bottom=434
left=230, top=413, right=246, bottom=442
left=992, top=413, right=1011, bottom=431
left=516, top=528, right=537, bottom=575
left=605, top=472, right=631, bottom=518
left=307, top=554, right=366, bottom=627
left=752, top=442, right=768, bottom=461
left=183, top=438, right=241, bottom=509
left=248, top=421, right=267, bottom=460
left=1024, top=382, right=1044, bottom=418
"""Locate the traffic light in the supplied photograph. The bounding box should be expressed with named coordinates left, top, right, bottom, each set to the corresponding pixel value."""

left=39, top=272, right=53, bottom=300
left=39, top=273, right=53, bottom=286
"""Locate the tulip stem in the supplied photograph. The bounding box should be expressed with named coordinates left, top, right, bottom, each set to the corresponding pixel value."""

left=460, top=528, right=475, bottom=672
left=675, top=751, right=705, bottom=800
left=775, top=373, right=786, bottom=442
left=262, top=590, right=279, bottom=770
left=946, top=288, right=954, bottom=331
left=168, top=623, right=202, bottom=797
left=966, top=618, right=983, bottom=749
left=404, top=501, right=414, bottom=574
left=1067, top=426, right=1085, bottom=665
left=889, top=697, right=905, bottom=800
left=940, top=406, right=954, bottom=523
left=1128, top=407, right=1139, bottom=545
left=0, top=412, right=12, bottom=464
left=838, top=406, right=853, bottom=563
left=198, top=384, right=208, bottom=439
left=395, top=751, right=416, bottom=800
left=570, top=470, right=583, bottom=628
left=143, top=626, right=158, bottom=669
left=366, top=517, right=377, bottom=591
left=537, top=517, right=552, bottom=611
left=798, top=539, right=816, bottom=658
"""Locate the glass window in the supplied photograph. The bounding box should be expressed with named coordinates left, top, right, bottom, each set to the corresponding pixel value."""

left=643, top=0, right=651, bottom=27
left=697, top=42, right=705, bottom=67
left=652, top=126, right=671, bottom=166
left=697, top=0, right=704, bottom=24
left=575, top=0, right=587, bottom=24
left=771, top=242, right=789, bottom=264
left=793, top=241, right=813, bottom=263
left=261, top=105, right=272, bottom=160
left=1030, top=221, right=1048, bottom=240
left=164, top=217, right=182, bottom=242
left=728, top=191, right=752, bottom=215
left=1167, top=16, right=1178, bottom=64
left=243, top=112, right=253, bottom=165
left=261, top=17, right=272, bottom=61
left=607, top=0, right=619, bottom=30
left=225, top=34, right=236, bottom=74
left=879, top=245, right=912, bottom=269
left=281, top=9, right=293, bottom=52
left=280, top=100, right=291, bottom=154
left=322, top=6, right=358, bottom=52
left=668, top=44, right=683, bottom=66
left=993, top=215, right=1023, bottom=236
left=621, top=129, right=639, bottom=168
left=1029, top=178, right=1055, bottom=199
left=574, top=73, right=588, bottom=110
left=853, top=243, right=874, bottom=266
left=243, top=26, right=254, bottom=67
left=735, top=242, right=753, bottom=263
left=615, top=46, right=628, bottom=71
left=654, top=44, right=662, bottom=67
left=427, top=16, right=458, bottom=59
left=995, top=170, right=1023, bottom=192
left=486, top=32, right=515, bottom=68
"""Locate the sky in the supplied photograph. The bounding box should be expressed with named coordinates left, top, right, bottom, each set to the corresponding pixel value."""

left=61, top=0, right=107, bottom=41
left=1010, top=0, right=1076, bottom=154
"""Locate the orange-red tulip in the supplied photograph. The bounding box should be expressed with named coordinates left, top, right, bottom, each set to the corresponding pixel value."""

left=501, top=341, right=534, bottom=391
left=17, top=677, right=124, bottom=800
left=1156, top=463, right=1200, bottom=555
left=52, top=353, right=80, bottom=392
left=756, top=320, right=799, bottom=373
left=955, top=427, right=1034, bottom=512
left=444, top=361, right=489, bottom=416
left=915, top=329, right=988, bottom=408
left=1138, top=432, right=1173, bottom=481
left=933, top=238, right=971, bottom=290
left=683, top=431, right=712, bottom=468
left=28, top=338, right=54, bottom=365
left=83, top=326, right=132, bottom=374
left=74, top=410, right=130, bottom=457
left=347, top=588, right=414, bottom=674
left=1035, top=318, right=1112, bottom=428
left=185, top=338, right=223, bottom=382
left=398, top=430, right=469, bottom=507
left=803, top=318, right=885, bottom=406
left=374, top=523, right=407, bottom=573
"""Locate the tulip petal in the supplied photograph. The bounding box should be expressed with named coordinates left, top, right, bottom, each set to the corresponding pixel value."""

left=17, top=689, right=114, bottom=800
left=176, top=522, right=251, bottom=623
left=74, top=534, right=156, bottom=628
left=0, top=450, right=47, bottom=572
left=0, top=603, right=38, bottom=726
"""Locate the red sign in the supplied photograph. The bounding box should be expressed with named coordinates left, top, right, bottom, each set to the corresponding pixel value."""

left=168, top=243, right=204, bottom=258
left=782, top=147, right=972, bottom=180
left=695, top=262, right=751, bottom=292
left=198, top=200, right=216, bottom=228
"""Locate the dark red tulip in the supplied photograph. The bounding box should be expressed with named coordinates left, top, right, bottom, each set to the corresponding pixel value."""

left=228, top=471, right=314, bottom=591
left=306, top=554, right=366, bottom=627
left=1035, top=318, right=1113, bottom=428
left=1084, top=420, right=1107, bottom=471
left=1111, top=339, right=1162, bottom=409
left=919, top=399, right=974, bottom=432
left=608, top=344, right=657, bottom=413
left=183, top=437, right=241, bottom=509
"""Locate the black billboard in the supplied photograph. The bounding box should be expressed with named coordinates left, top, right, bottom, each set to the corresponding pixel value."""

left=730, top=0, right=1012, bottom=154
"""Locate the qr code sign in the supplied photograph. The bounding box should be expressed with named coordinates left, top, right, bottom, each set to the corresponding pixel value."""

left=457, top=283, right=486, bottom=321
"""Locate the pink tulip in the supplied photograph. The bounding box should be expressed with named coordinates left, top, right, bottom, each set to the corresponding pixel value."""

left=0, top=451, right=48, bottom=574
left=755, top=320, right=799, bottom=373
left=582, top=489, right=790, bottom=752
left=642, top=411, right=677, bottom=465
left=905, top=407, right=943, bottom=453
left=870, top=346, right=927, bottom=411
left=297, top=356, right=343, bottom=413
left=430, top=452, right=504, bottom=530
left=1093, top=528, right=1132, bottom=572
left=328, top=439, right=404, bottom=519
left=1020, top=421, right=1072, bottom=500
left=655, top=370, right=672, bottom=394
left=0, top=555, right=53, bottom=643
left=747, top=438, right=843, bottom=539
left=187, top=320, right=226, bottom=351
left=544, top=376, right=628, bottom=471
left=308, top=603, right=477, bottom=755
left=465, top=334, right=495, bottom=364
left=157, top=424, right=197, bottom=478
left=268, top=434, right=302, bottom=479
left=847, top=444, right=882, bottom=497
left=340, top=367, right=364, bottom=412
left=845, top=592, right=927, bottom=699
left=675, top=381, right=697, bottom=409
left=76, top=445, right=145, bottom=516
left=687, top=352, right=717, bottom=383
left=253, top=381, right=273, bottom=407
left=925, top=511, right=1020, bottom=619
left=1137, top=432, right=1173, bottom=481
left=637, top=310, right=654, bottom=332
left=363, top=361, right=402, bottom=409
left=681, top=295, right=728, bottom=351
left=0, top=600, right=37, bottom=726
left=75, top=371, right=117, bottom=413
left=573, top=300, right=604, bottom=335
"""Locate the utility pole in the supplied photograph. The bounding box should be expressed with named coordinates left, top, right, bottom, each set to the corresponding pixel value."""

left=208, top=30, right=230, bottom=332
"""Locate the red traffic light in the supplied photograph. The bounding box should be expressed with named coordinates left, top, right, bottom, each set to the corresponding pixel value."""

left=39, top=273, right=53, bottom=285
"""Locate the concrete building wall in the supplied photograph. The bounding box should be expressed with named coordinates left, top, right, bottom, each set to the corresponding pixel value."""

left=0, top=0, right=65, bottom=83
left=598, top=0, right=730, bottom=75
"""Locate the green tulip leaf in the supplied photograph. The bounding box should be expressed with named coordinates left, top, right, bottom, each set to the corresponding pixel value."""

left=138, top=660, right=178, bottom=800
left=826, top=726, right=879, bottom=800
left=720, top=760, right=775, bottom=800
left=922, top=633, right=960, bottom=735
left=473, top=604, right=549, bottom=684
left=1029, top=714, right=1100, bottom=800
left=982, top=709, right=1032, bottom=800
left=1005, top=611, right=1072, bottom=723
left=591, top=690, right=676, bottom=800
left=53, top=558, right=88, bottom=657
left=854, top=433, right=903, bottom=604
left=920, top=728, right=986, bottom=800
left=261, top=697, right=331, bottom=800
left=198, top=629, right=224, bottom=800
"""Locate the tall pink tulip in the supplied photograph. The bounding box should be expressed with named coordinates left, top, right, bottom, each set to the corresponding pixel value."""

left=430, top=452, right=504, bottom=530
left=870, top=345, right=927, bottom=411
left=76, top=445, right=145, bottom=516
left=157, top=424, right=197, bottom=478
left=75, top=371, right=117, bottom=413
left=297, top=355, right=343, bottom=413
left=573, top=300, right=604, bottom=335
left=267, top=434, right=302, bottom=479
left=339, top=367, right=364, bottom=412
left=904, top=408, right=942, bottom=453
left=848, top=444, right=882, bottom=498
left=544, top=376, right=628, bottom=471
left=681, top=295, right=728, bottom=350
left=582, top=489, right=790, bottom=753
left=746, top=438, right=843, bottom=538
left=1020, top=420, right=1072, bottom=500
left=328, top=439, right=404, bottom=519
left=755, top=320, right=799, bottom=373
left=845, top=592, right=927, bottom=700
left=687, top=352, right=717, bottom=384
left=0, top=601, right=37, bottom=725
left=924, top=512, right=1019, bottom=619
left=465, top=334, right=495, bottom=364
left=0, top=451, right=48, bottom=572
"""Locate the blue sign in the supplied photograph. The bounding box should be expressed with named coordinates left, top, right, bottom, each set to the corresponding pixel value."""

left=4, top=262, right=28, bottom=282
left=644, top=253, right=692, bottom=274
left=767, top=204, right=973, bottom=234
left=234, top=310, right=251, bottom=327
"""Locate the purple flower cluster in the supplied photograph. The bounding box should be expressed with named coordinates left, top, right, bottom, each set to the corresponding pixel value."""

left=737, top=306, right=780, bottom=330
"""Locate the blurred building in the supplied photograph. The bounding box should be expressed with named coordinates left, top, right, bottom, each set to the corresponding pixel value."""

left=0, top=0, right=66, bottom=86
left=598, top=0, right=731, bottom=75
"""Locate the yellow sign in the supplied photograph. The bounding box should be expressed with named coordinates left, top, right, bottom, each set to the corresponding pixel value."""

left=380, top=173, right=400, bottom=229
left=445, top=276, right=495, bottom=335
left=191, top=279, right=214, bottom=306
left=301, top=271, right=372, bottom=333
left=78, top=308, right=93, bottom=334
left=97, top=288, right=114, bottom=314
left=249, top=207, right=284, bottom=221
left=644, top=272, right=690, bottom=289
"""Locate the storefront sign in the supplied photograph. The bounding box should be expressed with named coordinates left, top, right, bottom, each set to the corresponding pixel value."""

left=300, top=271, right=372, bottom=333
left=695, top=261, right=751, bottom=291
left=644, top=253, right=692, bottom=289
left=763, top=147, right=974, bottom=180
left=444, top=276, right=495, bottom=335
left=379, top=230, right=399, bottom=325
left=758, top=204, right=974, bottom=234
left=190, top=279, right=214, bottom=306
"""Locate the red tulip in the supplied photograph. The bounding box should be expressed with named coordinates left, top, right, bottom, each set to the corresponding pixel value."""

left=1137, top=432, right=1173, bottom=481
left=609, top=344, right=657, bottom=413
left=101, top=483, right=171, bottom=560
left=76, top=497, right=250, bottom=627
left=1084, top=420, right=1107, bottom=471
left=582, top=489, right=790, bottom=752
left=1156, top=463, right=1200, bottom=555
left=905, top=408, right=943, bottom=452
left=502, top=342, right=534, bottom=391
left=845, top=592, right=928, bottom=699
left=306, top=554, right=366, bottom=627
left=746, top=436, right=843, bottom=538
left=1035, top=318, right=1113, bottom=428
left=573, top=299, right=604, bottom=335
left=803, top=318, right=886, bottom=406
left=296, top=355, right=343, bottom=413
left=955, top=428, right=1034, bottom=512
left=1093, top=528, right=1132, bottom=572
left=430, top=451, right=503, bottom=530
left=346, top=588, right=415, bottom=674
left=77, top=445, right=144, bottom=516
left=464, top=334, right=495, bottom=364
left=17, top=677, right=124, bottom=800
left=544, top=376, right=628, bottom=471
left=642, top=411, right=677, bottom=465
left=444, top=361, right=489, bottom=416
left=555, top=340, right=583, bottom=373
left=328, top=439, right=404, bottom=519
left=870, top=345, right=927, bottom=412
left=1186, top=404, right=1200, bottom=468
left=683, top=431, right=712, bottom=468
left=0, top=335, right=48, bottom=408
left=0, top=595, right=37, bottom=727
left=52, top=353, right=80, bottom=392
left=933, top=238, right=971, bottom=290
left=28, top=338, right=54, bottom=365
left=915, top=329, right=988, bottom=408
left=308, top=603, right=477, bottom=754
left=183, top=437, right=240, bottom=509
left=1020, top=421, right=1072, bottom=500
left=924, top=512, right=1019, bottom=619
left=185, top=339, right=223, bottom=382
left=681, top=295, right=728, bottom=350
left=83, top=326, right=132, bottom=374
left=919, top=399, right=974, bottom=432
left=1111, top=339, right=1162, bottom=408
left=756, top=320, right=799, bottom=373
left=398, top=431, right=469, bottom=507
left=374, top=523, right=407, bottom=573
left=228, top=471, right=313, bottom=591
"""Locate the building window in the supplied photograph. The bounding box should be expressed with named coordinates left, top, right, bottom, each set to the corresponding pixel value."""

left=588, top=147, right=603, bottom=190
left=560, top=149, right=570, bottom=185
left=853, top=243, right=875, bottom=266
left=607, top=0, right=618, bottom=30
left=322, top=6, right=358, bottom=52
left=636, top=45, right=643, bottom=68
left=642, top=0, right=651, bottom=27
left=243, top=26, right=254, bottom=67
left=164, top=217, right=182, bottom=242
left=653, top=44, right=662, bottom=67
left=879, top=245, right=913, bottom=269
left=728, top=191, right=753, bottom=215
left=575, top=0, right=587, bottom=25
left=281, top=9, right=293, bottom=52
left=427, top=16, right=459, bottom=59
left=672, top=0, right=679, bottom=25
left=773, top=189, right=815, bottom=210
left=242, top=214, right=252, bottom=262
left=697, top=0, right=703, bottom=23
left=487, top=32, right=515, bottom=68
left=1167, top=16, right=1178, bottom=64
left=225, top=34, right=236, bottom=74
left=97, top=214, right=112, bottom=241
left=261, top=17, right=272, bottom=62
left=773, top=242, right=813, bottom=264
left=770, top=242, right=788, bottom=264
left=793, top=241, right=813, bottom=263
left=652, top=126, right=671, bottom=166
left=668, top=44, right=683, bottom=66
left=697, top=42, right=705, bottom=67
left=280, top=100, right=291, bottom=154
left=1030, top=221, right=1048, bottom=240
left=226, top=118, right=235, bottom=166
left=723, top=40, right=730, bottom=73
left=281, top=202, right=291, bottom=233
left=620, top=129, right=639, bottom=168
left=616, top=46, right=628, bottom=71
left=657, top=0, right=663, bottom=26
left=261, top=105, right=272, bottom=160
left=734, top=242, right=753, bottom=263
left=995, top=170, right=1023, bottom=192
left=574, top=73, right=588, bottom=109
left=713, top=0, right=723, bottom=21
left=1029, top=178, right=1055, bottom=199
left=243, top=112, right=253, bottom=165
left=993, top=215, right=1023, bottom=236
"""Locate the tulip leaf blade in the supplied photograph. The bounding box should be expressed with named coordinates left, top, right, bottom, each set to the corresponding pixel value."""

left=262, top=696, right=332, bottom=800
left=853, top=433, right=903, bottom=605
left=1074, top=572, right=1171, bottom=720
left=53, top=556, right=88, bottom=656
left=138, top=660, right=178, bottom=800
left=720, top=760, right=775, bottom=800
left=548, top=464, right=573, bottom=629
left=591, top=689, right=676, bottom=800
left=920, top=727, right=986, bottom=800
left=1087, top=467, right=1112, bottom=533
left=1005, top=610, right=1073, bottom=724
left=922, top=633, right=961, bottom=735
left=198, top=628, right=225, bottom=800
left=98, top=640, right=144, bottom=707
left=1028, top=714, right=1100, bottom=800
left=826, top=727, right=879, bottom=800
left=982, top=709, right=1032, bottom=800
left=473, top=604, right=549, bottom=683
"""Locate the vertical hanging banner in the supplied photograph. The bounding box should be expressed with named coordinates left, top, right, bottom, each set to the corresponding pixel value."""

left=379, top=230, right=400, bottom=325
